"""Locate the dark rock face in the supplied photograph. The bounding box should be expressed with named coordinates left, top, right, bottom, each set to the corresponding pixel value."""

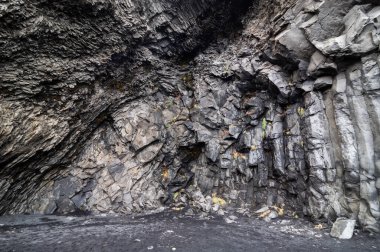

left=0, top=0, right=379, bottom=232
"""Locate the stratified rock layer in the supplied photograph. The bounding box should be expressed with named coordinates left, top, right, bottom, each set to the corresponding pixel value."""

left=0, top=0, right=379, bottom=232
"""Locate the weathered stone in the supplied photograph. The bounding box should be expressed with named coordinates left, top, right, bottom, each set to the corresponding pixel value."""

left=0, top=0, right=379, bottom=232
left=205, top=139, right=220, bottom=162
left=275, top=25, right=314, bottom=60
left=330, top=218, right=356, bottom=239
left=264, top=210, right=279, bottom=222
left=314, top=76, right=333, bottom=90
left=136, top=142, right=163, bottom=164
left=307, top=51, right=337, bottom=78
left=71, top=193, right=88, bottom=209
left=132, top=125, right=161, bottom=151
left=362, top=54, right=380, bottom=91
left=239, top=58, right=255, bottom=79
left=308, top=5, right=380, bottom=56
left=298, top=80, right=314, bottom=93
left=53, top=177, right=81, bottom=199
left=55, top=198, right=75, bottom=214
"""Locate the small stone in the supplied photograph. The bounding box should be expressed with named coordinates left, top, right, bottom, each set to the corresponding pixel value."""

left=268, top=211, right=278, bottom=219
left=264, top=211, right=278, bottom=222
left=147, top=246, right=154, bottom=250
left=298, top=80, right=314, bottom=92
left=330, top=218, right=356, bottom=239
left=185, top=208, right=194, bottom=216
left=255, top=206, right=269, bottom=214
left=217, top=209, right=225, bottom=216
left=224, top=217, right=236, bottom=224
left=229, top=190, right=239, bottom=200
left=212, top=204, right=220, bottom=212
left=172, top=248, right=176, bottom=251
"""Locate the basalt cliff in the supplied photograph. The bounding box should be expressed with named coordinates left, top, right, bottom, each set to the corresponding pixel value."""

left=1, top=0, right=380, bottom=232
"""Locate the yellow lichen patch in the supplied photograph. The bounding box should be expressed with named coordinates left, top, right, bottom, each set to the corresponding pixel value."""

left=297, top=107, right=305, bottom=117
left=273, top=206, right=284, bottom=216
left=262, top=118, right=267, bottom=130
left=162, top=166, right=169, bottom=180
left=212, top=193, right=226, bottom=206
left=284, top=129, right=291, bottom=136
left=250, top=145, right=257, bottom=151
left=172, top=207, right=184, bottom=211
left=232, top=151, right=247, bottom=160
left=173, top=191, right=179, bottom=200
left=314, top=224, right=323, bottom=230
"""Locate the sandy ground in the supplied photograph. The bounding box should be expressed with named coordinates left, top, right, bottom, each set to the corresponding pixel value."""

left=0, top=211, right=379, bottom=252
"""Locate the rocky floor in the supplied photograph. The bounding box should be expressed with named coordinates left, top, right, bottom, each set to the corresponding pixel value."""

left=0, top=211, right=379, bottom=252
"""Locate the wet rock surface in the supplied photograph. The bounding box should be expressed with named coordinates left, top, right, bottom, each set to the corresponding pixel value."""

left=0, top=211, right=379, bottom=252
left=0, top=0, right=380, bottom=235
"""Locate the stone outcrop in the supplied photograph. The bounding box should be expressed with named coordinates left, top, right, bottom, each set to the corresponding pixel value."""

left=0, top=0, right=379, bottom=232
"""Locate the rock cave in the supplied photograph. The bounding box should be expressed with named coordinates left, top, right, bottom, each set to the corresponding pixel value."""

left=0, top=0, right=380, bottom=250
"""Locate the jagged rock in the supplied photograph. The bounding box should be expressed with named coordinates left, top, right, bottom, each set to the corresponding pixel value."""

left=307, top=5, right=380, bottom=56
left=330, top=218, right=356, bottom=239
left=275, top=22, right=314, bottom=60
left=362, top=54, right=380, bottom=91
left=307, top=51, right=338, bottom=78
left=314, top=76, right=333, bottom=90
left=132, top=125, right=161, bottom=151
left=0, top=0, right=379, bottom=232
left=236, top=58, right=255, bottom=80
left=136, top=142, right=163, bottom=164
left=71, top=193, right=88, bottom=209
left=53, top=177, right=81, bottom=199
left=298, top=80, right=314, bottom=93
left=228, top=125, right=242, bottom=139
left=205, top=139, right=220, bottom=162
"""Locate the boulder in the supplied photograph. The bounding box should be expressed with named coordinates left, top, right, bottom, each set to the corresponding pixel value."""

left=330, top=218, right=356, bottom=239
